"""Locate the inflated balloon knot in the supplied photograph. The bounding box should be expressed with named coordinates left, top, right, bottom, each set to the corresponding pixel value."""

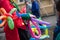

left=4, top=13, right=12, bottom=18
left=21, top=13, right=31, bottom=20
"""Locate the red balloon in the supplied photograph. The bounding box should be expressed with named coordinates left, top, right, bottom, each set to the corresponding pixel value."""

left=20, top=6, right=26, bottom=13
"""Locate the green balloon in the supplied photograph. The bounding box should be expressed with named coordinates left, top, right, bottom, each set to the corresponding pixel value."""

left=9, top=8, right=17, bottom=14
left=10, top=0, right=20, bottom=11
left=38, top=17, right=42, bottom=20
left=7, top=17, right=14, bottom=30
left=13, top=2, right=20, bottom=11
left=21, top=13, right=30, bottom=20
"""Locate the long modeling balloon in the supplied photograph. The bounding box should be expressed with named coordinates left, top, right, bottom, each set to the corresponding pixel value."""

left=10, top=0, right=20, bottom=11
left=31, top=18, right=50, bottom=26
left=28, top=20, right=41, bottom=39
left=16, top=11, right=30, bottom=20
left=9, top=8, right=17, bottom=14
left=7, top=17, right=14, bottom=30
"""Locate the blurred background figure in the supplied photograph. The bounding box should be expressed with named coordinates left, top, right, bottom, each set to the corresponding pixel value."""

left=31, top=0, right=40, bottom=18
left=25, top=0, right=32, bottom=13
left=53, top=0, right=60, bottom=40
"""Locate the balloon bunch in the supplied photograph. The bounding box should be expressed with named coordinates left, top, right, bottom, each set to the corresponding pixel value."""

left=16, top=9, right=51, bottom=40
left=29, top=18, right=50, bottom=40
left=10, top=1, right=51, bottom=39
left=0, top=7, right=51, bottom=40
left=31, top=24, right=50, bottom=40
left=0, top=0, right=51, bottom=40
left=16, top=10, right=41, bottom=38
left=0, top=8, right=17, bottom=30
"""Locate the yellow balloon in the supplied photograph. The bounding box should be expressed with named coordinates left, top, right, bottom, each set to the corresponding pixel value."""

left=32, top=28, right=38, bottom=34
left=40, top=26, right=49, bottom=39
left=32, top=25, right=49, bottom=39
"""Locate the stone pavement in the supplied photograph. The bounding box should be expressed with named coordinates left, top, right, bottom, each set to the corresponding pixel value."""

left=42, top=15, right=56, bottom=40
left=42, top=15, right=56, bottom=27
left=0, top=15, right=56, bottom=40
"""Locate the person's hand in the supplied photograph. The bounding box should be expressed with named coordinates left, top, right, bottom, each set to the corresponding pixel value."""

left=30, top=14, right=36, bottom=18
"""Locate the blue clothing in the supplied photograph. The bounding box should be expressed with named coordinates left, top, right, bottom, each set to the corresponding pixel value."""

left=0, top=20, right=2, bottom=24
left=57, top=15, right=60, bottom=26
left=32, top=1, right=40, bottom=18
left=32, top=10, right=40, bottom=18
left=53, top=25, right=60, bottom=40
left=32, top=1, right=39, bottom=12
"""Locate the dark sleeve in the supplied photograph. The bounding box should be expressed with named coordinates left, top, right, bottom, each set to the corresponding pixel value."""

left=56, top=0, right=60, bottom=12
left=54, top=0, right=59, bottom=4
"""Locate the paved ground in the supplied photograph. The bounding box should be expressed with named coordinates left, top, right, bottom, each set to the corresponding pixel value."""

left=0, top=15, right=56, bottom=40
left=42, top=16, right=56, bottom=40
left=42, top=15, right=56, bottom=27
